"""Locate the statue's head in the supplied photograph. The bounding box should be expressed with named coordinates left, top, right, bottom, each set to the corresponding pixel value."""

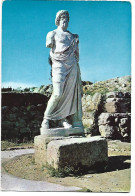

left=55, top=10, right=69, bottom=29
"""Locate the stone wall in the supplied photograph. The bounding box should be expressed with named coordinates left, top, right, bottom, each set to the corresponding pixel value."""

left=1, top=76, right=131, bottom=142
left=82, top=93, right=103, bottom=136
left=2, top=91, right=131, bottom=142
left=2, top=93, right=48, bottom=142
left=82, top=92, right=131, bottom=141
left=98, top=113, right=131, bottom=140
left=2, top=92, right=48, bottom=106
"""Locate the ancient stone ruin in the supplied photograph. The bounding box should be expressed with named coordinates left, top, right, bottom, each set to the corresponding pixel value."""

left=1, top=92, right=48, bottom=142
left=82, top=91, right=131, bottom=141
left=98, top=92, right=131, bottom=140
left=82, top=76, right=131, bottom=141
left=34, top=135, right=108, bottom=170
left=1, top=76, right=131, bottom=142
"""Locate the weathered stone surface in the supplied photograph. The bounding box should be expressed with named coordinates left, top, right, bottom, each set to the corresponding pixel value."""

left=82, top=93, right=102, bottom=112
left=98, top=113, right=115, bottom=126
left=34, top=135, right=82, bottom=165
left=34, top=135, right=62, bottom=164
left=99, top=125, right=119, bottom=138
left=113, top=113, right=131, bottom=118
left=82, top=90, right=131, bottom=139
left=105, top=102, right=118, bottom=113
left=82, top=93, right=102, bottom=135
left=47, top=136, right=108, bottom=169
left=105, top=97, right=131, bottom=113
left=83, top=76, right=131, bottom=96
left=98, top=113, right=131, bottom=140
left=118, top=75, right=131, bottom=84
left=2, top=104, right=43, bottom=141
left=40, top=127, right=84, bottom=137
left=106, top=92, right=124, bottom=98
left=1, top=75, right=131, bottom=142
left=83, top=119, right=94, bottom=128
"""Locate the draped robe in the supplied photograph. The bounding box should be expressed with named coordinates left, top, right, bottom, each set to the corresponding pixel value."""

left=45, top=29, right=82, bottom=121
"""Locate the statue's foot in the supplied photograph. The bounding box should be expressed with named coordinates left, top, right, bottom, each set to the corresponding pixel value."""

left=41, top=119, right=49, bottom=129
left=60, top=119, right=72, bottom=129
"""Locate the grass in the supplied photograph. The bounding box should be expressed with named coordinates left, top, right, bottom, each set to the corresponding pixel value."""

left=44, top=161, right=108, bottom=178
left=77, top=187, right=92, bottom=192
left=113, top=87, right=119, bottom=92
left=44, top=163, right=76, bottom=178
left=1, top=140, right=34, bottom=151
left=84, top=88, right=110, bottom=96
left=2, top=140, right=131, bottom=192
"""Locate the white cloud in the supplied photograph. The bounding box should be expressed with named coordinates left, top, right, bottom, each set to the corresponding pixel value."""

left=1, top=82, right=37, bottom=89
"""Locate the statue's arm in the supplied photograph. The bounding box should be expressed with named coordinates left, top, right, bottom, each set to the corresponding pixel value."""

left=73, top=34, right=79, bottom=43
left=46, top=31, right=55, bottom=48
left=74, top=34, right=79, bottom=62
left=73, top=34, right=83, bottom=96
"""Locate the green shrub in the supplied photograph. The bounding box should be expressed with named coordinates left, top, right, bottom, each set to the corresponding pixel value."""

left=77, top=188, right=92, bottom=192
left=44, top=163, right=81, bottom=178
left=113, top=87, right=119, bottom=92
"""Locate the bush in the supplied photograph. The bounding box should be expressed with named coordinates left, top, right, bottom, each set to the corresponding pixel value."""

left=44, top=163, right=82, bottom=178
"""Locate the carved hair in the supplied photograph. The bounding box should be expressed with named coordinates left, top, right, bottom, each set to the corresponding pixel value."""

left=55, top=10, right=69, bottom=26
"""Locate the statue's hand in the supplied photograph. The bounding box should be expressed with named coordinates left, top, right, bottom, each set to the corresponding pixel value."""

left=74, top=34, right=79, bottom=39
left=73, top=34, right=79, bottom=44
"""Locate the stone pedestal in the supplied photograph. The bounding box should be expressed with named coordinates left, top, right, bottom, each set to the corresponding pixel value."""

left=34, top=134, right=108, bottom=170
left=34, top=135, right=65, bottom=164
left=40, top=126, right=84, bottom=137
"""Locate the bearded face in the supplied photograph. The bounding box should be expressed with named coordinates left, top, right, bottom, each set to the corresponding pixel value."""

left=59, top=14, right=69, bottom=30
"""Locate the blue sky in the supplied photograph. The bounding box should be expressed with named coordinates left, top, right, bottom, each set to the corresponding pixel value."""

left=2, top=0, right=131, bottom=88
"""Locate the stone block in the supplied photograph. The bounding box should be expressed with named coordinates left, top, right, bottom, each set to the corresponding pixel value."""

left=83, top=118, right=94, bottom=127
left=34, top=135, right=66, bottom=165
left=98, top=112, right=131, bottom=140
left=119, top=118, right=128, bottom=127
left=86, top=95, right=92, bottom=102
left=106, top=92, right=124, bottom=98
left=105, top=97, right=131, bottom=113
left=98, top=113, right=115, bottom=126
left=82, top=93, right=102, bottom=112
left=40, top=127, right=84, bottom=137
left=47, top=136, right=108, bottom=169
left=99, top=125, right=119, bottom=138
left=117, top=100, right=131, bottom=113
left=105, top=102, right=118, bottom=113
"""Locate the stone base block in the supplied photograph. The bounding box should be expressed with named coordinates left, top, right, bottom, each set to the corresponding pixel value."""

left=47, top=136, right=108, bottom=169
left=34, top=135, right=108, bottom=170
left=34, top=135, right=83, bottom=165
left=34, top=135, right=63, bottom=164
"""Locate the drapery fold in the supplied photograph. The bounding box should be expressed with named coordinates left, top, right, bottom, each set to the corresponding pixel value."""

left=45, top=37, right=82, bottom=120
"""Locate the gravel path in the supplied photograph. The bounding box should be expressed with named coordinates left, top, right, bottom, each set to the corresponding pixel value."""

left=1, top=149, right=81, bottom=192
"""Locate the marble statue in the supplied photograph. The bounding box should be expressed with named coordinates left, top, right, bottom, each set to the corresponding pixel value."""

left=41, top=10, right=83, bottom=130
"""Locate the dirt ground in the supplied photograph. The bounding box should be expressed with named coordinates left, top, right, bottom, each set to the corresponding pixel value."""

left=2, top=140, right=131, bottom=192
